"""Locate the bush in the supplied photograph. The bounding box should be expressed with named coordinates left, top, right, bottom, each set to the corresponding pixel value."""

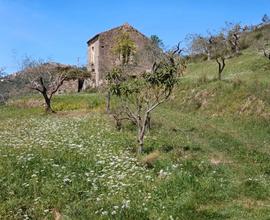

left=142, top=150, right=160, bottom=168
left=197, top=73, right=209, bottom=84
left=231, top=77, right=243, bottom=89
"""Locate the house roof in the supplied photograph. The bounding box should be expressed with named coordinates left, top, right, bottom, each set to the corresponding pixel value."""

left=86, top=23, right=148, bottom=45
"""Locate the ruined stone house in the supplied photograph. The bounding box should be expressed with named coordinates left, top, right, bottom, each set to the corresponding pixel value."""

left=86, top=23, right=160, bottom=87
left=59, top=23, right=160, bottom=92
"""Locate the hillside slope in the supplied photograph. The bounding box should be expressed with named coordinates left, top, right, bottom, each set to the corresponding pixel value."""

left=178, top=50, right=270, bottom=117
left=0, top=51, right=269, bottom=219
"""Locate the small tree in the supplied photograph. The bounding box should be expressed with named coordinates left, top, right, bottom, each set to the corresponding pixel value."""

left=255, top=30, right=270, bottom=60
left=150, top=35, right=164, bottom=50
left=262, top=14, right=270, bottom=25
left=209, top=33, right=230, bottom=80
left=0, top=67, right=6, bottom=103
left=0, top=67, right=6, bottom=77
left=106, top=31, right=137, bottom=113
left=188, top=34, right=214, bottom=61
left=113, top=32, right=137, bottom=65
left=107, top=45, right=183, bottom=154
left=22, top=59, right=89, bottom=113
left=226, top=23, right=242, bottom=55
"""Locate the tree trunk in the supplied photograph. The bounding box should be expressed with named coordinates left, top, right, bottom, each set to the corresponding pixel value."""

left=234, top=34, right=240, bottom=54
left=235, top=45, right=240, bottom=54
left=218, top=70, right=222, bottom=81
left=113, top=114, right=122, bottom=131
left=216, top=58, right=226, bottom=80
left=42, top=93, right=54, bottom=113
left=263, top=50, right=270, bottom=60
left=106, top=91, right=111, bottom=113
left=137, top=113, right=149, bottom=154
left=146, top=114, right=151, bottom=130
left=207, top=51, right=211, bottom=61
left=137, top=129, right=144, bottom=155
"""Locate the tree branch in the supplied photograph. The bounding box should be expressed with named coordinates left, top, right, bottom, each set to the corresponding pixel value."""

left=49, top=75, right=66, bottom=99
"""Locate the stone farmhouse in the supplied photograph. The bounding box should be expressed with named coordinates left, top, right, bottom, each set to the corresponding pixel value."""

left=86, top=23, right=160, bottom=87
left=59, top=23, right=160, bottom=92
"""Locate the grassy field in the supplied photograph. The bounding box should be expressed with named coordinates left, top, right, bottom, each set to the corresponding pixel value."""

left=0, top=51, right=270, bottom=219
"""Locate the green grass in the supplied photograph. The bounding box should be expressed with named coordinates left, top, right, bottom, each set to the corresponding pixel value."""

left=187, top=49, right=270, bottom=82
left=0, top=51, right=270, bottom=219
left=7, top=92, right=105, bottom=112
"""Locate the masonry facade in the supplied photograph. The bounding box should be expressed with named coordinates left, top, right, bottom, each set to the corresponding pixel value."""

left=86, top=23, right=159, bottom=87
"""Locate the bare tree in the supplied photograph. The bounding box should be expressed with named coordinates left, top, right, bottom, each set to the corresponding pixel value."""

left=255, top=29, right=270, bottom=60
left=262, top=14, right=270, bottom=25
left=189, top=34, right=212, bottom=60
left=0, top=67, right=6, bottom=77
left=226, top=23, right=242, bottom=55
left=27, top=64, right=66, bottom=113
left=263, top=47, right=270, bottom=60
left=107, top=44, right=184, bottom=154
left=209, top=33, right=230, bottom=80
left=0, top=67, right=7, bottom=103
left=22, top=59, right=89, bottom=113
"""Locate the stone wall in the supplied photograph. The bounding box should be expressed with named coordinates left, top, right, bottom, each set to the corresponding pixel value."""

left=98, top=25, right=155, bottom=79
left=58, top=79, right=79, bottom=93
left=87, top=38, right=100, bottom=86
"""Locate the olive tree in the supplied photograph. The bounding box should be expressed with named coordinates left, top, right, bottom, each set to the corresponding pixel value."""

left=226, top=23, right=242, bottom=55
left=23, top=59, right=89, bottom=113
left=0, top=67, right=7, bottom=103
left=255, top=30, right=270, bottom=60
left=107, top=45, right=183, bottom=154
left=209, top=33, right=230, bottom=80
left=189, top=34, right=213, bottom=60
left=0, top=67, right=6, bottom=77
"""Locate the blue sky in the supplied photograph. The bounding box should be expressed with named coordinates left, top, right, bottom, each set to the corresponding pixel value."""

left=0, top=0, right=269, bottom=73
